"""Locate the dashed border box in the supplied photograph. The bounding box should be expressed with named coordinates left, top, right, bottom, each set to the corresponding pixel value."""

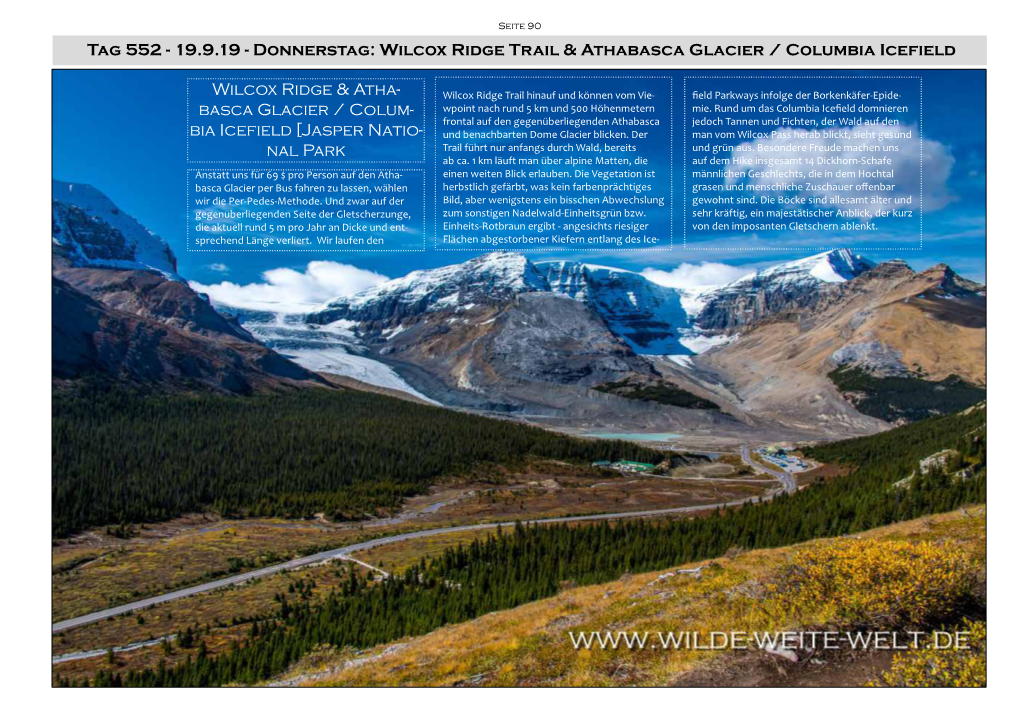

left=683, top=75, right=923, bottom=254
left=433, top=75, right=673, bottom=253
left=186, top=77, right=427, bottom=164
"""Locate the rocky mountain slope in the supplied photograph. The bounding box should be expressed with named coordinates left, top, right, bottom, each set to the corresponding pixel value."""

left=694, top=249, right=874, bottom=331
left=53, top=277, right=318, bottom=393
left=688, top=259, right=985, bottom=431
left=307, top=254, right=684, bottom=417
left=52, top=181, right=323, bottom=392
left=57, top=267, right=256, bottom=342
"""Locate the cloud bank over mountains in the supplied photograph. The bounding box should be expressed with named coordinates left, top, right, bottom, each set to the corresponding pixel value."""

left=639, top=261, right=752, bottom=289
left=191, top=261, right=390, bottom=313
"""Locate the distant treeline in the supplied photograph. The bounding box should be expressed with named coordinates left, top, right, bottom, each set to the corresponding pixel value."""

left=51, top=387, right=663, bottom=537
left=70, top=403, right=986, bottom=687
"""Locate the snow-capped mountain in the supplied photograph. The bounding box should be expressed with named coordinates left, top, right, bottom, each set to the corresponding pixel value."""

left=695, top=249, right=874, bottom=331
left=293, top=248, right=882, bottom=418
left=52, top=180, right=257, bottom=342
left=304, top=253, right=654, bottom=409
left=50, top=181, right=331, bottom=392
left=538, top=250, right=871, bottom=354
left=46, top=177, right=982, bottom=428
left=693, top=255, right=985, bottom=431
left=309, top=252, right=550, bottom=325
left=52, top=180, right=178, bottom=277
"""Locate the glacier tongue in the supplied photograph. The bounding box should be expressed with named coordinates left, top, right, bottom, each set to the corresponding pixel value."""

left=228, top=307, right=438, bottom=404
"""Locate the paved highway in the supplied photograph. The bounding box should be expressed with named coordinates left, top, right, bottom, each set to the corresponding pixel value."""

left=53, top=496, right=764, bottom=634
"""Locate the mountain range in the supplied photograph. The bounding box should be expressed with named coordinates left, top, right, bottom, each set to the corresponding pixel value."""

left=301, top=249, right=984, bottom=435
left=308, top=248, right=878, bottom=356
left=51, top=181, right=986, bottom=438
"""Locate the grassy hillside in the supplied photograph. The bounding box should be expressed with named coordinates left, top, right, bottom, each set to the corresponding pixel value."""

left=51, top=386, right=664, bottom=537
left=69, top=403, right=985, bottom=687
left=288, top=507, right=986, bottom=688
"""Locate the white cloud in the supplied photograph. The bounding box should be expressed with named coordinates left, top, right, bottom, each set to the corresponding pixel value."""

left=205, top=263, right=230, bottom=273
left=725, top=124, right=954, bottom=212
left=191, top=261, right=389, bottom=313
left=641, top=261, right=750, bottom=289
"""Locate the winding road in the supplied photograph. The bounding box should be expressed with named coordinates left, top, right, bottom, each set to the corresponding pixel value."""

left=53, top=450, right=800, bottom=635
left=740, top=444, right=798, bottom=494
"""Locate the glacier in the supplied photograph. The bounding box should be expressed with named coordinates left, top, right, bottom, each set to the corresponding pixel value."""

left=220, top=306, right=438, bottom=403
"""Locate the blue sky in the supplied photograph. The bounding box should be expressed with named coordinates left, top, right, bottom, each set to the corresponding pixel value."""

left=53, top=69, right=985, bottom=308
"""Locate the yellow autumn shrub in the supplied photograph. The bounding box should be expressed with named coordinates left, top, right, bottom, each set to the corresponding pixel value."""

left=764, top=539, right=976, bottom=628
left=870, top=619, right=986, bottom=687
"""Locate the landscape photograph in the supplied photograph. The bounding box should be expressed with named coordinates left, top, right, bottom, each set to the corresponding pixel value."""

left=50, top=69, right=987, bottom=688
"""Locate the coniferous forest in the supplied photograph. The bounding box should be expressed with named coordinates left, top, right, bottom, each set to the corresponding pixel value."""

left=65, top=403, right=986, bottom=688
left=828, top=366, right=986, bottom=422
left=51, top=386, right=663, bottom=537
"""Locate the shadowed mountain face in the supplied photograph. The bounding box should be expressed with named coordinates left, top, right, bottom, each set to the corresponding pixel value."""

left=52, top=277, right=318, bottom=393
left=51, top=182, right=325, bottom=393
left=56, top=267, right=256, bottom=343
